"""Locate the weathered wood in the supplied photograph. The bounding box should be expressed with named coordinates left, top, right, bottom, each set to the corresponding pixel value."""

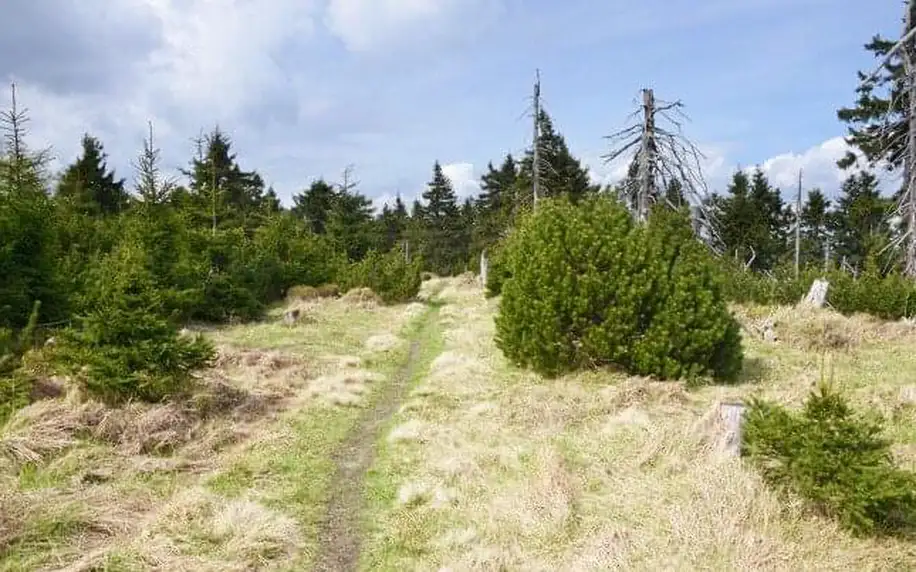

left=801, top=279, right=829, bottom=308
left=283, top=308, right=301, bottom=326
left=718, top=402, right=747, bottom=457
left=479, top=249, right=489, bottom=289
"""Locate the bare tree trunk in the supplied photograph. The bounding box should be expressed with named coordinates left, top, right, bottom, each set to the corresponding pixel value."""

left=637, top=89, right=656, bottom=223
left=906, top=1, right=916, bottom=276
left=532, top=69, right=541, bottom=210
left=795, top=169, right=802, bottom=278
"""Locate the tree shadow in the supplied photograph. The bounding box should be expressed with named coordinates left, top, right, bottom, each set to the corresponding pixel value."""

left=736, top=356, right=770, bottom=385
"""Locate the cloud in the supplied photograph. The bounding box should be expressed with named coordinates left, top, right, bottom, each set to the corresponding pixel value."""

left=441, top=162, right=480, bottom=199
left=324, top=0, right=493, bottom=53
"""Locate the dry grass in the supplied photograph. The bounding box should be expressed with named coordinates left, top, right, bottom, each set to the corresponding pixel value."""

left=361, top=278, right=916, bottom=571
left=0, top=292, right=424, bottom=570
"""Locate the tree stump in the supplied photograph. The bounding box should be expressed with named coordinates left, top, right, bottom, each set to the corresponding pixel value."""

left=718, top=402, right=747, bottom=457
left=283, top=309, right=301, bottom=326
left=801, top=279, right=829, bottom=308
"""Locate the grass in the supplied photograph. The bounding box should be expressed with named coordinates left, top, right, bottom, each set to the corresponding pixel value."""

left=356, top=280, right=916, bottom=571
left=4, top=276, right=916, bottom=570
left=0, top=288, right=437, bottom=571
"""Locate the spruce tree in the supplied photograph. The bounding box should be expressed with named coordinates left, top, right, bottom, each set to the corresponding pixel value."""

left=183, top=127, right=266, bottom=233
left=475, top=154, right=518, bottom=250
left=517, top=109, right=599, bottom=205
left=325, top=186, right=376, bottom=262
left=420, top=161, right=464, bottom=275
left=56, top=134, right=128, bottom=216
left=800, top=189, right=832, bottom=267
left=837, top=35, right=906, bottom=171
left=292, top=179, right=336, bottom=234
left=711, top=169, right=786, bottom=272
left=830, top=171, right=892, bottom=271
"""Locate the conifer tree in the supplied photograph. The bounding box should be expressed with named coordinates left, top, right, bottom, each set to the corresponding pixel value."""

left=800, top=189, right=832, bottom=267
left=516, top=110, right=599, bottom=205
left=830, top=171, right=892, bottom=271
left=292, top=179, right=337, bottom=234
left=475, top=154, right=518, bottom=250
left=56, top=134, right=128, bottom=216
left=183, top=127, right=266, bottom=232
left=420, top=161, right=464, bottom=274
left=325, top=185, right=376, bottom=262
left=710, top=169, right=787, bottom=271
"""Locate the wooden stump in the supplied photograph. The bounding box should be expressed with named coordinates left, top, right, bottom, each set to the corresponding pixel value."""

left=718, top=402, right=747, bottom=457
left=283, top=309, right=301, bottom=326
left=801, top=279, right=829, bottom=308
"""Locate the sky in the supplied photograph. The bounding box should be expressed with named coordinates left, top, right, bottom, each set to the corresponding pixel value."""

left=0, top=0, right=904, bottom=212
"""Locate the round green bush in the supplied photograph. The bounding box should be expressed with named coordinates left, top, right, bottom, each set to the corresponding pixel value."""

left=494, top=197, right=743, bottom=382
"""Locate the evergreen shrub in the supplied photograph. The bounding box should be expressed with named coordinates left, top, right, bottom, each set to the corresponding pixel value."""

left=494, top=197, right=742, bottom=381
left=339, top=248, right=423, bottom=304
left=48, top=243, right=214, bottom=403
left=742, top=383, right=916, bottom=536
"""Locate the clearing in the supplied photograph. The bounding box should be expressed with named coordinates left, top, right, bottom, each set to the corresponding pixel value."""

left=3, top=275, right=916, bottom=570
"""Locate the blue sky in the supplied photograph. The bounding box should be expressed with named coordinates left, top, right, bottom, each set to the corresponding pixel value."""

left=0, top=0, right=902, bottom=210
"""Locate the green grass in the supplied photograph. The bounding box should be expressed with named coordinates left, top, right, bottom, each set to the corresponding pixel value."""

left=198, top=302, right=441, bottom=570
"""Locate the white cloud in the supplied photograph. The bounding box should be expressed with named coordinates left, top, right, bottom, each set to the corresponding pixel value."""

left=441, top=162, right=479, bottom=199
left=140, top=0, right=317, bottom=120
left=324, top=0, right=490, bottom=53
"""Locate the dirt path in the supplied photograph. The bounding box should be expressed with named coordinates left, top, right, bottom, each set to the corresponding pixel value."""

left=313, top=339, right=423, bottom=572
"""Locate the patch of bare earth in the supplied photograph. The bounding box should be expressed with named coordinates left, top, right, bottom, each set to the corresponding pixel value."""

left=0, top=292, right=422, bottom=571
left=360, top=278, right=916, bottom=571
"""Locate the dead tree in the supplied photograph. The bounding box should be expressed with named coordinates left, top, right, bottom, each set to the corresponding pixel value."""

left=856, top=1, right=916, bottom=276
left=602, top=88, right=720, bottom=248
left=532, top=70, right=541, bottom=210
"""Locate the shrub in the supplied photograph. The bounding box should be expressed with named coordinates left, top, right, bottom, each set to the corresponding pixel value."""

left=0, top=301, right=41, bottom=423
left=624, top=209, right=743, bottom=381
left=719, top=260, right=916, bottom=321
left=494, top=197, right=742, bottom=381
left=742, top=383, right=916, bottom=536
left=339, top=249, right=423, bottom=304
left=48, top=243, right=214, bottom=403
left=287, top=284, right=339, bottom=300
left=484, top=244, right=509, bottom=298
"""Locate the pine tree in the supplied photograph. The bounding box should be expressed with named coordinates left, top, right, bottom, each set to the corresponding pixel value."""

left=378, top=194, right=409, bottom=252
left=420, top=161, right=464, bottom=274
left=800, top=189, right=832, bottom=267
left=517, top=109, right=599, bottom=205
left=292, top=179, right=336, bottom=234
left=475, top=154, right=518, bottom=250
left=325, top=186, right=376, bottom=262
left=56, top=134, right=128, bottom=216
left=830, top=171, right=892, bottom=271
left=183, top=127, right=266, bottom=233
left=710, top=169, right=787, bottom=272
left=837, top=35, right=906, bottom=171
